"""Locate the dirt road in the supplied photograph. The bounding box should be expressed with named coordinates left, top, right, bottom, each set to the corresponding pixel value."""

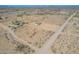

left=0, top=23, right=38, bottom=51
left=35, top=11, right=77, bottom=54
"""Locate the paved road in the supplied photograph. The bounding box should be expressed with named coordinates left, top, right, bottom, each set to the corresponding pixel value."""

left=0, top=23, right=38, bottom=51
left=35, top=11, right=77, bottom=54
left=0, top=11, right=25, bottom=15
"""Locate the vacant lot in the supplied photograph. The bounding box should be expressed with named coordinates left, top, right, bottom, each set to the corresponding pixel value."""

left=0, top=9, right=74, bottom=53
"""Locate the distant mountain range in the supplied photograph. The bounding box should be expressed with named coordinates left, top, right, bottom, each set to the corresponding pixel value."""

left=0, top=5, right=79, bottom=8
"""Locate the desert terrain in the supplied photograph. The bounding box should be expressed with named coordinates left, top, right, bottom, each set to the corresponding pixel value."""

left=0, top=8, right=78, bottom=54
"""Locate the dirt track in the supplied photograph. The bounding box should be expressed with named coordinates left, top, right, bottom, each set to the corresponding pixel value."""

left=0, top=23, right=38, bottom=51
left=35, top=11, right=77, bottom=54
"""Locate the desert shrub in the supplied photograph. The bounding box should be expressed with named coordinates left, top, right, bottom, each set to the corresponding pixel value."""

left=17, top=14, right=23, bottom=17
left=0, top=17, right=3, bottom=19
left=16, top=44, right=35, bottom=54
left=12, top=20, right=25, bottom=26
left=16, top=44, right=25, bottom=51
left=9, top=20, right=25, bottom=30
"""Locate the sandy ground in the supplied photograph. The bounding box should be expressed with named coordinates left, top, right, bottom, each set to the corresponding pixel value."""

left=0, top=9, right=74, bottom=53
left=15, top=15, right=66, bottom=48
left=51, top=17, right=79, bottom=54
left=0, top=33, right=17, bottom=53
